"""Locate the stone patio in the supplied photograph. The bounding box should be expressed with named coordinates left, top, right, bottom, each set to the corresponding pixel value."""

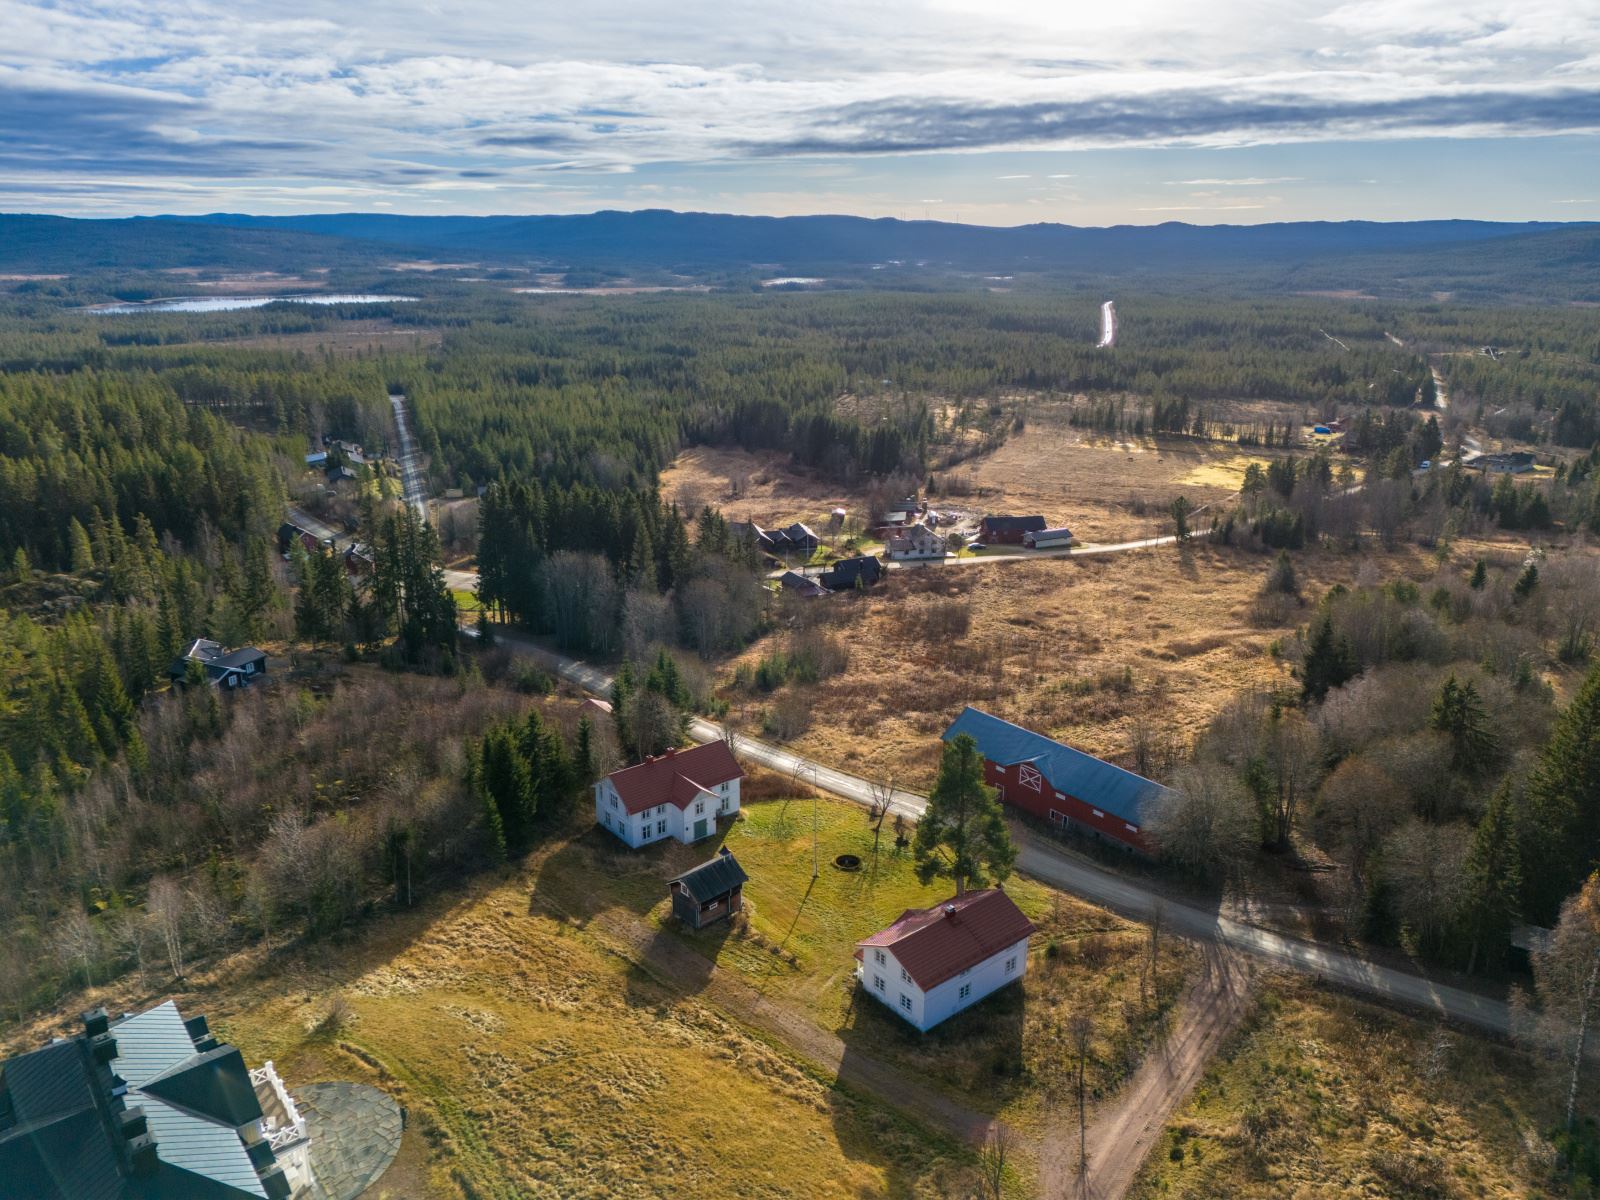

left=297, top=1082, right=403, bottom=1200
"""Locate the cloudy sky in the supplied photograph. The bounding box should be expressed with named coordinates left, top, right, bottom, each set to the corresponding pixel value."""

left=4, top=0, right=1599, bottom=223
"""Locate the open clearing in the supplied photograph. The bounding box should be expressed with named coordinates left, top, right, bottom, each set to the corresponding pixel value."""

left=660, top=406, right=1304, bottom=545
left=1130, top=975, right=1580, bottom=1199
left=724, top=542, right=1438, bottom=791
left=197, top=319, right=443, bottom=357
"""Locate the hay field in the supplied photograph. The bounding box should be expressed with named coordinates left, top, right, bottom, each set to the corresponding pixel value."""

left=1131, top=976, right=1576, bottom=1199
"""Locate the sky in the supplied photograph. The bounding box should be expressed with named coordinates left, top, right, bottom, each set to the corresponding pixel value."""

left=3, top=0, right=1600, bottom=224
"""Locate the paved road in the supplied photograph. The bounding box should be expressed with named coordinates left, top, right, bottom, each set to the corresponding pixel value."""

left=1098, top=299, right=1117, bottom=348
left=474, top=626, right=1514, bottom=1036
left=388, top=393, right=429, bottom=524
left=286, top=505, right=348, bottom=549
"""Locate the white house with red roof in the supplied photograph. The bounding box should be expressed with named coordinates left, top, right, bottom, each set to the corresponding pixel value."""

left=593, top=742, right=746, bottom=848
left=854, top=888, right=1035, bottom=1032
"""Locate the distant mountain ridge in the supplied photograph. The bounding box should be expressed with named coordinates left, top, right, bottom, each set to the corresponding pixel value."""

left=1, top=210, right=1596, bottom=300
left=157, top=210, right=1584, bottom=272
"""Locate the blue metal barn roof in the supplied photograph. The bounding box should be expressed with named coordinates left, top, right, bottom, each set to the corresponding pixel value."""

left=941, top=706, right=1168, bottom=827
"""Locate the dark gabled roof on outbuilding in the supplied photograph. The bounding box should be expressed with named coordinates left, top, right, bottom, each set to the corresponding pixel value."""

left=671, top=850, right=749, bottom=904
left=980, top=514, right=1047, bottom=533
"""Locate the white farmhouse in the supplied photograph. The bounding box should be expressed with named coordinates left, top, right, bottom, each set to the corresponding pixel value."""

left=593, top=742, right=745, bottom=848
left=885, top=521, right=947, bottom=561
left=854, top=888, right=1036, bottom=1032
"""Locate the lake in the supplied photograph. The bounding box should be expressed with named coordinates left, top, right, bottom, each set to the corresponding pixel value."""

left=86, top=294, right=419, bottom=314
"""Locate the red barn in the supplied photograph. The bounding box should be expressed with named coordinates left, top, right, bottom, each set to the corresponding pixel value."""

left=978, top=515, right=1047, bottom=545
left=941, top=707, right=1168, bottom=853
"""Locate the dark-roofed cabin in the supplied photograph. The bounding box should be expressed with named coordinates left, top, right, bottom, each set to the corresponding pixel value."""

left=819, top=555, right=883, bottom=592
left=942, top=706, right=1168, bottom=853
left=669, top=847, right=749, bottom=929
left=854, top=889, right=1035, bottom=1031
left=167, top=640, right=268, bottom=690
left=0, top=1000, right=316, bottom=1199
left=778, top=570, right=828, bottom=598
left=978, top=515, right=1047, bottom=545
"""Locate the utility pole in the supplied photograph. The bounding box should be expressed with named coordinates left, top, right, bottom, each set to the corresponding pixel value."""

left=812, top=766, right=820, bottom=880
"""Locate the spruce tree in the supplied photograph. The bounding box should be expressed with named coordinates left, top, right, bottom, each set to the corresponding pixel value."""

left=913, top=733, right=1016, bottom=894
left=1300, top=613, right=1356, bottom=702
left=1430, top=674, right=1498, bottom=776
left=1521, top=664, right=1600, bottom=923
left=1461, top=783, right=1521, bottom=973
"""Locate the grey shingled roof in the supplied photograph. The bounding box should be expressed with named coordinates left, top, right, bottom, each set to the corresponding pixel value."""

left=671, top=851, right=749, bottom=904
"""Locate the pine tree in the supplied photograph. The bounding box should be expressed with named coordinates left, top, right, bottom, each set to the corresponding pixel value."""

left=912, top=733, right=1016, bottom=894
left=1469, top=558, right=1488, bottom=590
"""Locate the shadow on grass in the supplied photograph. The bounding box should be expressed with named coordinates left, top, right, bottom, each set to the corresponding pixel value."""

left=621, top=917, right=734, bottom=1009
left=834, top=978, right=1027, bottom=1115
left=529, top=821, right=735, bottom=929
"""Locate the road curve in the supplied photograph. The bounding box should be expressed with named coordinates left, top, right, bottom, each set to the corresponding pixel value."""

left=473, top=625, right=1513, bottom=1036
left=1098, top=299, right=1117, bottom=348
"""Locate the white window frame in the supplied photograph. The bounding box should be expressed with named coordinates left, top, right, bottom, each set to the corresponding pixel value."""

left=959, top=983, right=971, bottom=1001
left=1005, top=956, right=1017, bottom=974
left=695, top=800, right=704, bottom=815
left=900, top=966, right=911, bottom=984
left=899, top=994, right=913, bottom=1012
left=873, top=975, right=884, bottom=991
left=874, top=949, right=885, bottom=966
left=1018, top=763, right=1043, bottom=792
left=657, top=820, right=667, bottom=836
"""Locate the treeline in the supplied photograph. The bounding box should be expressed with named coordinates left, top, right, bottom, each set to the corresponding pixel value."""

left=0, top=369, right=283, bottom=572
left=476, top=480, right=766, bottom=658
left=469, top=707, right=585, bottom=859
left=0, top=670, right=539, bottom=1020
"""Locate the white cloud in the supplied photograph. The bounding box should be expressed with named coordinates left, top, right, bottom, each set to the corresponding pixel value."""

left=2, top=0, right=1599, bottom=212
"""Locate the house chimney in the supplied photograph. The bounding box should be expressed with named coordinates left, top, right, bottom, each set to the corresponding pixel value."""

left=943, top=903, right=957, bottom=918
left=81, top=1007, right=109, bottom=1037
left=665, top=747, right=676, bottom=757
left=717, top=846, right=731, bottom=857
left=128, top=1133, right=160, bottom=1177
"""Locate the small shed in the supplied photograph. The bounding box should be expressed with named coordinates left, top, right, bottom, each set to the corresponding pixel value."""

left=669, top=847, right=749, bottom=929
left=580, top=697, right=614, bottom=720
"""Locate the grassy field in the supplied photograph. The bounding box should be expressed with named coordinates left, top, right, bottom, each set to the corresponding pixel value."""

left=200, top=869, right=983, bottom=1200
left=722, top=541, right=1437, bottom=791
left=1131, top=976, right=1582, bottom=1199
left=6, top=790, right=1193, bottom=1199
left=530, top=791, right=1198, bottom=1133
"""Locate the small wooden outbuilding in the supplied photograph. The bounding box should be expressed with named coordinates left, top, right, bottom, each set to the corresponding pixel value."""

left=669, top=847, right=749, bottom=929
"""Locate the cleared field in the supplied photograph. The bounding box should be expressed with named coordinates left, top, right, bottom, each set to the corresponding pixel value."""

left=660, top=406, right=1298, bottom=546
left=200, top=319, right=443, bottom=357
left=660, top=445, right=856, bottom=529
left=531, top=791, right=1198, bottom=1134
left=1131, top=975, right=1577, bottom=1198
left=724, top=542, right=1430, bottom=790
left=950, top=418, right=1284, bottom=543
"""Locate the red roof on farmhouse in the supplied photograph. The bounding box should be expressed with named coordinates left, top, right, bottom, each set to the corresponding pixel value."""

left=604, top=743, right=744, bottom=815
left=855, top=889, right=1035, bottom=991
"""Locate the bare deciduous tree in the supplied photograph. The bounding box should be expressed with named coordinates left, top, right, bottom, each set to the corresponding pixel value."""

left=1145, top=763, right=1256, bottom=878
left=149, top=875, right=187, bottom=982
left=975, top=1124, right=1010, bottom=1200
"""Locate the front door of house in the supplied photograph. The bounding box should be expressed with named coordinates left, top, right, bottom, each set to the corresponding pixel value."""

left=694, top=818, right=708, bottom=841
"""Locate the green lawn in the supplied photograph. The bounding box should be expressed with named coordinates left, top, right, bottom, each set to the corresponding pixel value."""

left=534, top=793, right=1196, bottom=1131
